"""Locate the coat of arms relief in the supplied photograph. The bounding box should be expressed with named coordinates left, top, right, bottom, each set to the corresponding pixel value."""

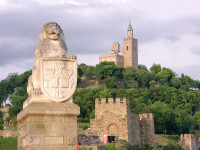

left=41, top=58, right=77, bottom=102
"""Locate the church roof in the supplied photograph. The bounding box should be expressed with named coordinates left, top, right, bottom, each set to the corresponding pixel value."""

left=113, top=42, right=119, bottom=44
left=127, top=23, right=133, bottom=30
left=100, top=53, right=117, bottom=56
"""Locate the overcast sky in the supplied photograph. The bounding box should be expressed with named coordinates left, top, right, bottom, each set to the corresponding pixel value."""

left=0, top=0, right=200, bottom=81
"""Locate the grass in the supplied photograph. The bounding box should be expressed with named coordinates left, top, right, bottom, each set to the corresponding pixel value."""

left=77, top=79, right=105, bottom=89
left=155, top=134, right=180, bottom=146
left=0, top=136, right=17, bottom=150
left=78, top=122, right=90, bottom=129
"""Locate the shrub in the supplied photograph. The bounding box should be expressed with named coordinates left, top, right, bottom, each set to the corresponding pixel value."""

left=168, top=135, right=180, bottom=141
left=0, top=111, right=2, bottom=119
left=80, top=125, right=89, bottom=130
left=105, top=143, right=123, bottom=150
left=78, top=118, right=90, bottom=123
left=162, top=143, right=183, bottom=150
left=80, top=147, right=92, bottom=150
left=0, top=119, right=3, bottom=130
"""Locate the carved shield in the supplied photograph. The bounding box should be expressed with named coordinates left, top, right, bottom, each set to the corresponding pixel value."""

left=40, top=58, right=77, bottom=102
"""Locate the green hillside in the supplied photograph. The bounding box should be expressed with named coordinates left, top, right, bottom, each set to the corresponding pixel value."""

left=0, top=62, right=200, bottom=136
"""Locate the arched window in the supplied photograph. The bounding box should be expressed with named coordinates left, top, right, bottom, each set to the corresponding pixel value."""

left=126, top=46, right=128, bottom=50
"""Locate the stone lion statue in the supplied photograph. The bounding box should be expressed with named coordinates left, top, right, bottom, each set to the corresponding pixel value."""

left=27, top=22, right=76, bottom=95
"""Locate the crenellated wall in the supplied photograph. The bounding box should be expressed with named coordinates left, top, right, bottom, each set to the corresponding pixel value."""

left=94, top=97, right=129, bottom=119
left=91, top=98, right=129, bottom=142
left=90, top=97, right=155, bottom=146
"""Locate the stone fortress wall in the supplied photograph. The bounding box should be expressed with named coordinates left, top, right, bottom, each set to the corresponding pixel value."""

left=99, top=54, right=123, bottom=67
left=179, top=134, right=200, bottom=150
left=0, top=130, right=17, bottom=138
left=0, top=106, right=10, bottom=112
left=139, top=113, right=155, bottom=146
left=90, top=98, right=129, bottom=142
left=90, top=97, right=155, bottom=146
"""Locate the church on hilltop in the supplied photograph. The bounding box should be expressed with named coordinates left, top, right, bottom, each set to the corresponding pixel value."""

left=99, top=23, right=138, bottom=69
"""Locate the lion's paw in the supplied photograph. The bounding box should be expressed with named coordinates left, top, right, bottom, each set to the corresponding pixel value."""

left=66, top=54, right=77, bottom=60
left=33, top=88, right=42, bottom=95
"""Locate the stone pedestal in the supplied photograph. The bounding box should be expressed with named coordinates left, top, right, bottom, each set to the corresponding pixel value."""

left=17, top=102, right=80, bottom=150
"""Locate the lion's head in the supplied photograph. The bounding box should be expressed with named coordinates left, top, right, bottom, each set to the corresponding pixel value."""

left=38, top=22, right=65, bottom=42
left=44, top=22, right=60, bottom=40
left=36, top=22, right=68, bottom=56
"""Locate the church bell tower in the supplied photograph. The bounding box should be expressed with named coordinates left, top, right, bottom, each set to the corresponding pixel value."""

left=123, top=23, right=138, bottom=69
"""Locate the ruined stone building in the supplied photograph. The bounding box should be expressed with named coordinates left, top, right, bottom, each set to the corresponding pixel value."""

left=99, top=23, right=138, bottom=69
left=179, top=134, right=200, bottom=150
left=90, top=98, right=155, bottom=146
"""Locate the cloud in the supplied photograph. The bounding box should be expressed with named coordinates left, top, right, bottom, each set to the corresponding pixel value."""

left=0, top=59, right=33, bottom=80
left=190, top=47, right=200, bottom=55
left=139, top=33, right=200, bottom=79
left=0, top=0, right=200, bottom=80
left=0, top=37, right=35, bottom=66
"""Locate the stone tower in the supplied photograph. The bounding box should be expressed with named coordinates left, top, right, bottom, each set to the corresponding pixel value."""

left=112, top=42, right=120, bottom=53
left=90, top=98, right=155, bottom=146
left=123, top=23, right=138, bottom=69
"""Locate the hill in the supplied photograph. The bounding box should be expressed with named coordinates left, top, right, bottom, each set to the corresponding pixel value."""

left=0, top=62, right=200, bottom=136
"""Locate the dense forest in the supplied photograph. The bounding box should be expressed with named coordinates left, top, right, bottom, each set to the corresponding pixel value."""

left=0, top=62, right=200, bottom=136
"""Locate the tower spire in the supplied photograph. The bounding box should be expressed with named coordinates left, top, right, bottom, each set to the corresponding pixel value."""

left=127, top=22, right=133, bottom=30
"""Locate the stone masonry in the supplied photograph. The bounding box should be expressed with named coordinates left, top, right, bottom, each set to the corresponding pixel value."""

left=99, top=23, right=138, bottom=70
left=99, top=54, right=124, bottom=67
left=139, top=113, right=155, bottom=146
left=179, top=134, right=200, bottom=150
left=90, top=98, right=155, bottom=146
left=18, top=102, right=79, bottom=150
left=0, top=130, right=17, bottom=138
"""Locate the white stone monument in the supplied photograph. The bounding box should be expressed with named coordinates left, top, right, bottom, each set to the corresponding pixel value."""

left=17, top=22, right=80, bottom=150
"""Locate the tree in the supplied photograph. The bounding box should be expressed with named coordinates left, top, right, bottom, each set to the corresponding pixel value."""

left=138, top=65, right=147, bottom=71
left=84, top=66, right=96, bottom=79
left=105, top=76, right=117, bottom=88
left=137, top=69, right=151, bottom=88
left=97, top=88, right=113, bottom=99
left=0, top=111, right=3, bottom=129
left=175, top=110, right=192, bottom=134
left=148, top=101, right=178, bottom=134
left=0, top=79, right=11, bottom=105
left=171, top=77, right=181, bottom=89
left=149, top=80, right=156, bottom=87
left=193, top=111, right=200, bottom=130
left=123, top=67, right=137, bottom=88
left=6, top=73, right=19, bottom=92
left=73, top=88, right=98, bottom=118
left=17, top=70, right=31, bottom=88
left=78, top=63, right=87, bottom=77
left=181, top=75, right=196, bottom=90
left=9, top=87, right=28, bottom=118
left=157, top=68, right=175, bottom=85
left=150, top=64, right=161, bottom=74
left=95, top=61, right=116, bottom=81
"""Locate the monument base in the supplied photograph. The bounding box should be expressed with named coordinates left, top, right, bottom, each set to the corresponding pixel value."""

left=17, top=102, right=80, bottom=150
